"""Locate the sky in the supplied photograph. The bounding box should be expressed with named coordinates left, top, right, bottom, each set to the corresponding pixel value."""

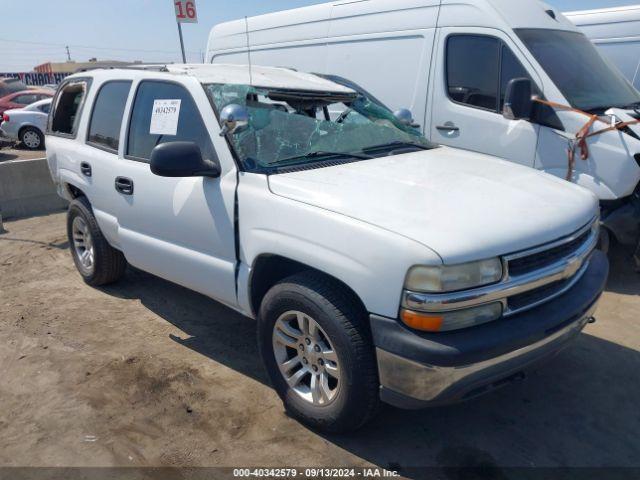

left=0, top=0, right=638, bottom=72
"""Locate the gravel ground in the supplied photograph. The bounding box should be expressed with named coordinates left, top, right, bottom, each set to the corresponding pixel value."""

left=0, top=213, right=639, bottom=476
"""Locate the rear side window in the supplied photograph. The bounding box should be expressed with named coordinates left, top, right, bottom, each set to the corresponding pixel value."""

left=87, top=81, right=131, bottom=152
left=50, top=79, right=91, bottom=137
left=14, top=94, right=37, bottom=105
left=447, top=35, right=536, bottom=112
left=126, top=81, right=215, bottom=162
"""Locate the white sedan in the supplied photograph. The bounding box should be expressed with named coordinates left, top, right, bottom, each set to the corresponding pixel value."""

left=0, top=98, right=51, bottom=150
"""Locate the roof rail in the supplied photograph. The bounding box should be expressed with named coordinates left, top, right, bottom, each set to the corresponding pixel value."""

left=119, top=64, right=171, bottom=72
left=74, top=64, right=172, bottom=73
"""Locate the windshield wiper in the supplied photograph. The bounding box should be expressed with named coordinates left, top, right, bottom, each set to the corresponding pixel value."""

left=267, top=150, right=373, bottom=169
left=620, top=101, right=640, bottom=111
left=585, top=102, right=640, bottom=113
left=582, top=106, right=611, bottom=114
left=361, top=141, right=431, bottom=153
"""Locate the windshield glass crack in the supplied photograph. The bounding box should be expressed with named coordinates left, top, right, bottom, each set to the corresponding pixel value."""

left=205, top=83, right=434, bottom=173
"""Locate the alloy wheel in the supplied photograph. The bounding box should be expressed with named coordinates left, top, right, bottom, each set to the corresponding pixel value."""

left=72, top=216, right=95, bottom=274
left=272, top=311, right=341, bottom=406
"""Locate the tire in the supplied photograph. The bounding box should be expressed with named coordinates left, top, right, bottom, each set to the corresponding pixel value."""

left=67, top=196, right=127, bottom=286
left=258, top=271, right=379, bottom=432
left=19, top=126, right=44, bottom=150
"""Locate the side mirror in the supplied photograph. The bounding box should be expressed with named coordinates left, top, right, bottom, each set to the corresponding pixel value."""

left=219, top=104, right=249, bottom=136
left=393, top=108, right=417, bottom=127
left=503, top=78, right=533, bottom=121
left=150, top=141, right=221, bottom=178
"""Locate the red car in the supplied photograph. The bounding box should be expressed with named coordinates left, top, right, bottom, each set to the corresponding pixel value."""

left=0, top=89, right=54, bottom=116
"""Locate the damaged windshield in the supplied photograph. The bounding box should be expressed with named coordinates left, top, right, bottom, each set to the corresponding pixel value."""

left=205, top=83, right=434, bottom=172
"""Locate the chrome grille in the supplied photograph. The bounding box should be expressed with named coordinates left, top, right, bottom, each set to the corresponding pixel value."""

left=401, top=218, right=599, bottom=322
left=508, top=229, right=591, bottom=278
left=502, top=219, right=598, bottom=315
left=507, top=277, right=572, bottom=312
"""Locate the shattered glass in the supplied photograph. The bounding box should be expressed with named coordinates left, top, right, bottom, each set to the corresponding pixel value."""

left=205, top=83, right=433, bottom=172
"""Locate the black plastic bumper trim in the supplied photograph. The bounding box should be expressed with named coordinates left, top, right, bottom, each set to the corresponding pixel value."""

left=370, top=250, right=609, bottom=368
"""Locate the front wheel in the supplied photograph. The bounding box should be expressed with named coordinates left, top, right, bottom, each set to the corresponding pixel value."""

left=258, top=272, right=379, bottom=432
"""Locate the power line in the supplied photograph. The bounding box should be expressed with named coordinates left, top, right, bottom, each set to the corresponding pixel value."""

left=0, top=37, right=201, bottom=55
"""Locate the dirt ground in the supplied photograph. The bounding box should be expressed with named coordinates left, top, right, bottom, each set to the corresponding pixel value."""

left=0, top=212, right=639, bottom=475
left=0, top=141, right=45, bottom=163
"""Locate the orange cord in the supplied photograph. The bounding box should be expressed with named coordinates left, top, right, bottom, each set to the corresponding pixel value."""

left=533, top=98, right=640, bottom=180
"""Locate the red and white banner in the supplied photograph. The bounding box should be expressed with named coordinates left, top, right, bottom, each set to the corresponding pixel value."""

left=0, top=72, right=69, bottom=86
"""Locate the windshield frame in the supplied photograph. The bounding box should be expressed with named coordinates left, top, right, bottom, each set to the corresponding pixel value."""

left=515, top=28, right=640, bottom=113
left=203, top=82, right=436, bottom=174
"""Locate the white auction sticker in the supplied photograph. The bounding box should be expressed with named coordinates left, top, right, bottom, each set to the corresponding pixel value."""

left=150, top=99, right=182, bottom=135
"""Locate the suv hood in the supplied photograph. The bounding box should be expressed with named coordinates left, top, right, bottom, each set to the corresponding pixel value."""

left=268, top=147, right=598, bottom=264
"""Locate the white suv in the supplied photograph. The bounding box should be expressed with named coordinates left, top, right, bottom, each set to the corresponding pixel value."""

left=46, top=64, right=608, bottom=432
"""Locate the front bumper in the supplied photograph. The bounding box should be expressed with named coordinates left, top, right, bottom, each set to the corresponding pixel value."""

left=0, top=127, right=17, bottom=142
left=371, top=250, right=609, bottom=409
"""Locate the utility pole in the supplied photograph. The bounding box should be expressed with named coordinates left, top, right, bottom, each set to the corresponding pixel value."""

left=65, top=46, right=71, bottom=61
left=177, top=23, right=187, bottom=63
left=172, top=1, right=197, bottom=64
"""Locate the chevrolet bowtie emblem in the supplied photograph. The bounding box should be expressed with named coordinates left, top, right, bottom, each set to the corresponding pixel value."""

left=564, top=257, right=582, bottom=278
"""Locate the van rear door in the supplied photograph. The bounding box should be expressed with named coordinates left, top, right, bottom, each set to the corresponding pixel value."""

left=430, top=27, right=541, bottom=167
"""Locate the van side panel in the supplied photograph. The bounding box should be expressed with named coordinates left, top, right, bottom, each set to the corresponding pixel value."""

left=207, top=20, right=250, bottom=65
left=207, top=4, right=332, bottom=64
left=566, top=7, right=640, bottom=40
left=247, top=3, right=331, bottom=46
left=566, top=8, right=640, bottom=88
left=210, top=0, right=440, bottom=127
left=439, top=0, right=576, bottom=30
left=596, top=41, right=640, bottom=88
left=325, top=0, right=439, bottom=129
left=244, top=43, right=329, bottom=76
left=211, top=50, right=249, bottom=65
left=329, top=0, right=439, bottom=36
left=326, top=33, right=435, bottom=123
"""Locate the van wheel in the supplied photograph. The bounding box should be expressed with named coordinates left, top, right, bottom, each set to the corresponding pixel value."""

left=258, top=272, right=379, bottom=432
left=67, top=197, right=127, bottom=286
left=20, top=127, right=44, bottom=150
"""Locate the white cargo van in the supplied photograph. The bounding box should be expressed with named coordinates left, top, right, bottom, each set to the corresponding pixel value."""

left=566, top=5, right=640, bottom=90
left=207, top=0, right=640, bottom=259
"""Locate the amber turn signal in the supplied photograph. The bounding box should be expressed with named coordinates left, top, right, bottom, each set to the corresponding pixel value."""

left=400, top=309, right=444, bottom=332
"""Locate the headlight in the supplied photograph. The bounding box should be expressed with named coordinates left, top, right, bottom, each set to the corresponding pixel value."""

left=400, top=302, right=503, bottom=332
left=405, top=258, right=503, bottom=293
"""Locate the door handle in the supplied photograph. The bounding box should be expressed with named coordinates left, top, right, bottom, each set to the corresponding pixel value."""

left=436, top=123, right=460, bottom=132
left=115, top=177, right=134, bottom=195
left=80, top=162, right=92, bottom=177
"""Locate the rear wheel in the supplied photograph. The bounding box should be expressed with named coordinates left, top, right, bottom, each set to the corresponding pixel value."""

left=258, top=272, right=379, bottom=432
left=20, top=127, right=44, bottom=150
left=67, top=197, right=127, bottom=286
